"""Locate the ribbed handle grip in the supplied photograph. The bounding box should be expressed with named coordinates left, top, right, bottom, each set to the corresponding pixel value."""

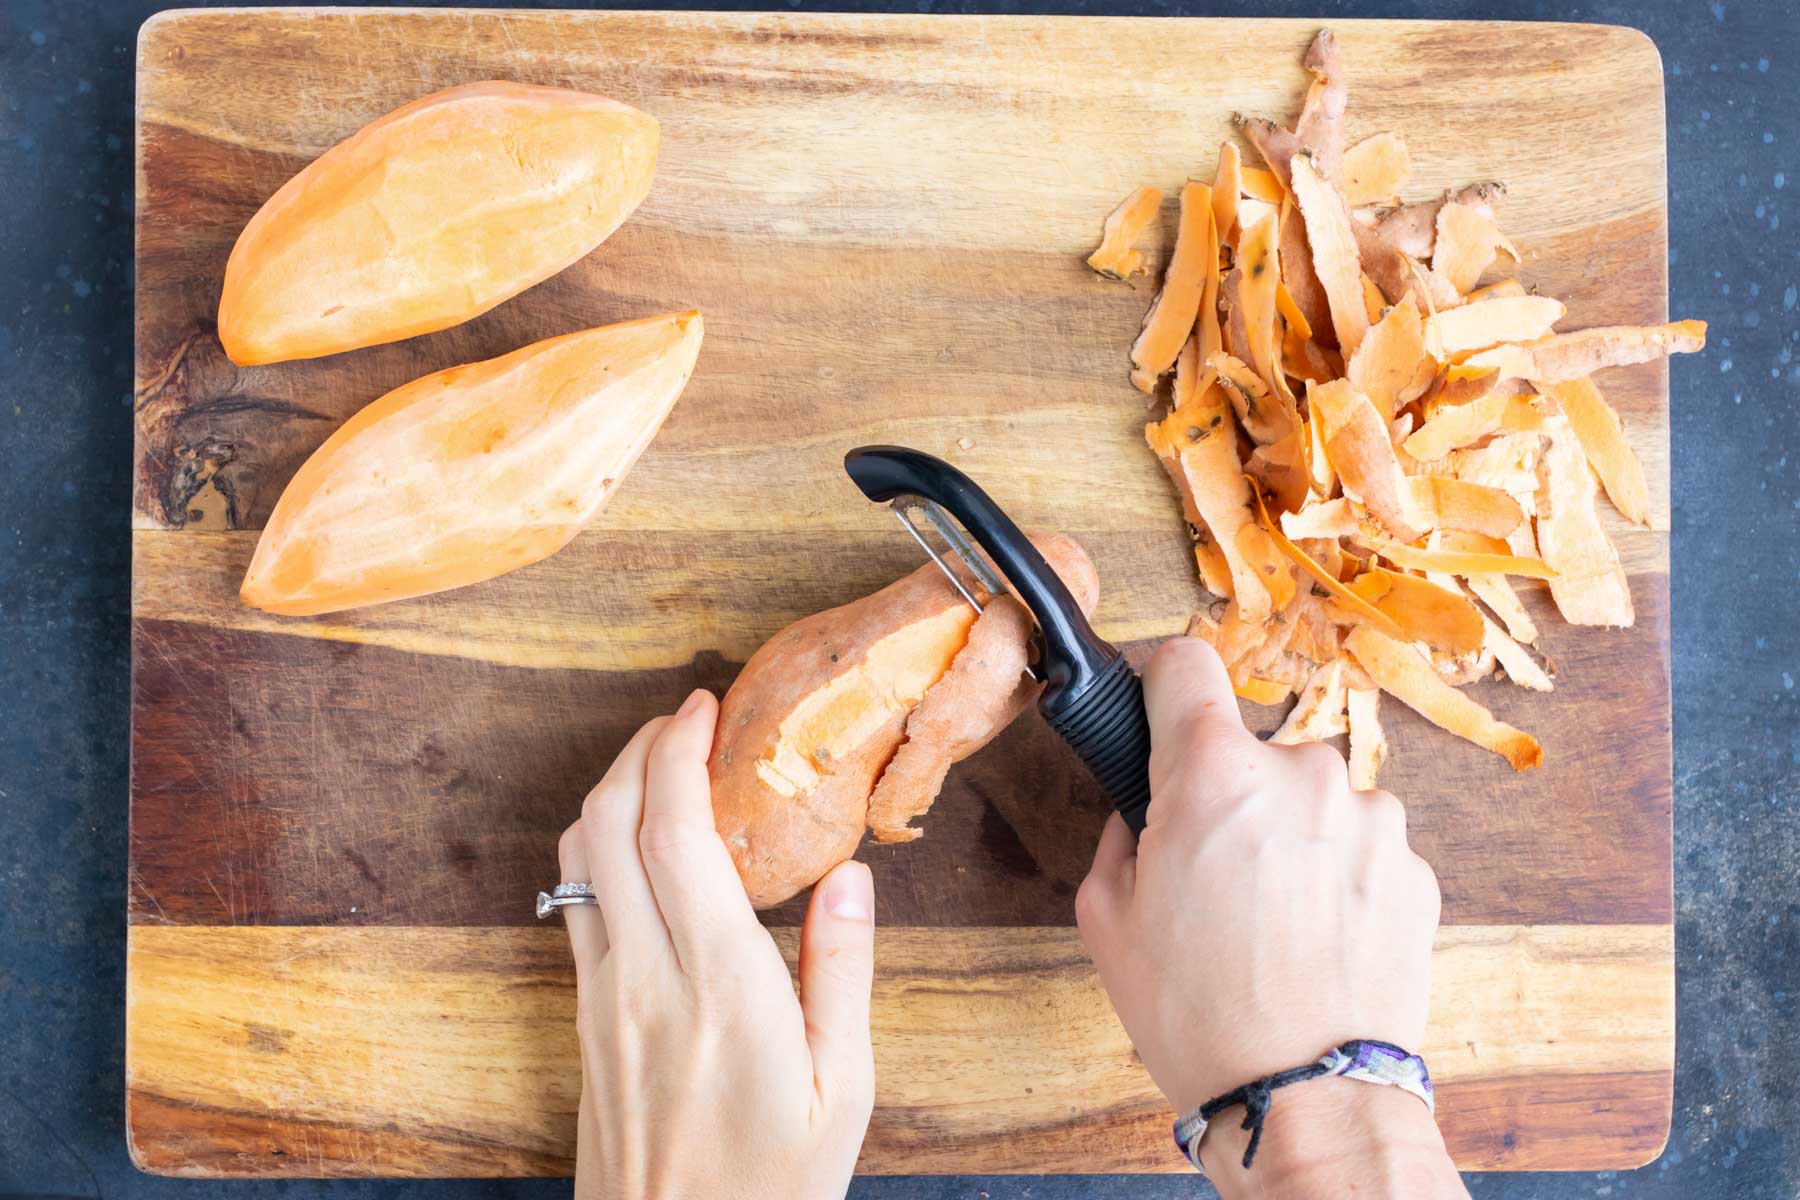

left=1043, top=656, right=1153, bottom=835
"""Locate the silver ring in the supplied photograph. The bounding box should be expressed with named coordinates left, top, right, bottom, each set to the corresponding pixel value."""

left=536, top=882, right=599, bottom=919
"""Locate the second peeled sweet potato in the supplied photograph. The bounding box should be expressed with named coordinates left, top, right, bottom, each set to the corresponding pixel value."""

left=709, top=533, right=1099, bottom=908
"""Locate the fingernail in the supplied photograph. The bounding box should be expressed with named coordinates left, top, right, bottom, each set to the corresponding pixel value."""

left=677, top=688, right=709, bottom=718
left=822, top=863, right=872, bottom=921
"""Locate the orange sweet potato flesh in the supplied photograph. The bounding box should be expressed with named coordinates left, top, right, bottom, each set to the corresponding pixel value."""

left=240, top=311, right=702, bottom=615
left=710, top=533, right=1098, bottom=909
left=218, top=82, right=659, bottom=365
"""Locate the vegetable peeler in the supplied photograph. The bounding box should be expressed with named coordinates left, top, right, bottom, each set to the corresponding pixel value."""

left=844, top=446, right=1154, bottom=834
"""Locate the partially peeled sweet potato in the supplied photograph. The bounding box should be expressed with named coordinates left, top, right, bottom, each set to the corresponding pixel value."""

left=710, top=534, right=1099, bottom=909
left=218, top=82, right=659, bottom=365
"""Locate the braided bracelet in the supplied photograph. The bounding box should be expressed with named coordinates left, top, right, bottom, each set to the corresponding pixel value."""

left=1172, top=1039, right=1434, bottom=1173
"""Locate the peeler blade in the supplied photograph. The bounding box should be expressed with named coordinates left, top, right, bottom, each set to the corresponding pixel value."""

left=888, top=495, right=1043, bottom=682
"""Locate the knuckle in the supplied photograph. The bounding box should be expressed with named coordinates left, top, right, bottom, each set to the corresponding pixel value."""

left=581, top=781, right=626, bottom=827
left=1411, top=852, right=1443, bottom=903
left=688, top=978, right=739, bottom=1029
left=1290, top=741, right=1350, bottom=796
left=646, top=728, right=690, bottom=775
left=637, top=817, right=708, bottom=861
left=1074, top=875, right=1110, bottom=932
left=1366, top=789, right=1408, bottom=834
left=557, top=822, right=586, bottom=870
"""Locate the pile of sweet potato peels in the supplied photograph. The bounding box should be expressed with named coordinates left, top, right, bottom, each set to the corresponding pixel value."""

left=1094, top=29, right=1705, bottom=785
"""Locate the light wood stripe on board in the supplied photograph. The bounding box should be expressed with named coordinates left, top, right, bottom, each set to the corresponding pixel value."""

left=127, top=923, right=1672, bottom=1177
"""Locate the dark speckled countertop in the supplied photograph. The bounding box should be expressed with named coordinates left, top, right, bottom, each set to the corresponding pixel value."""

left=2, top=1, right=1794, bottom=1197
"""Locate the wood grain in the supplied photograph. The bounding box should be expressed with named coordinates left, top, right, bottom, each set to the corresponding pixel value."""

left=127, top=924, right=1673, bottom=1176
left=130, top=8, right=1674, bottom=1176
left=130, top=598, right=1670, bottom=928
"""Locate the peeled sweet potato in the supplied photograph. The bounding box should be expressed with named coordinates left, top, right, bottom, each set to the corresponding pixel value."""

left=240, top=310, right=702, bottom=615
left=218, top=82, right=659, bottom=365
left=710, top=533, right=1099, bottom=909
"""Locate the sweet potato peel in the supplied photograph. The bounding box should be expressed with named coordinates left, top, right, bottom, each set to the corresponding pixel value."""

left=867, top=596, right=1038, bottom=843
left=1291, top=153, right=1370, bottom=356
left=1236, top=676, right=1294, bottom=705
left=1348, top=567, right=1486, bottom=656
left=1233, top=213, right=1288, bottom=401
left=1424, top=295, right=1566, bottom=360
left=1309, top=379, right=1421, bottom=540
left=1403, top=476, right=1524, bottom=539
left=1210, top=350, right=1294, bottom=445
left=1347, top=295, right=1432, bottom=422
left=1404, top=379, right=1509, bottom=460
left=1149, top=396, right=1277, bottom=621
left=1213, top=142, right=1243, bottom=245
left=1296, top=30, right=1348, bottom=184
left=1252, top=486, right=1404, bottom=639
left=1131, top=181, right=1215, bottom=389
left=1535, top=417, right=1635, bottom=626
left=1541, top=377, right=1651, bottom=525
left=1513, top=320, right=1707, bottom=384
left=1271, top=658, right=1350, bottom=745
left=1370, top=182, right=1505, bottom=261
left=1088, top=185, right=1163, bottom=279
left=1346, top=687, right=1387, bottom=788
left=1432, top=201, right=1518, bottom=295
left=1099, top=26, right=1700, bottom=778
left=1364, top=525, right=1557, bottom=580
left=1346, top=626, right=1542, bottom=770
left=1343, top=132, right=1409, bottom=206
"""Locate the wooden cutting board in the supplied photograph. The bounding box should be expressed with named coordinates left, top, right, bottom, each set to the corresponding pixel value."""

left=129, top=9, right=1674, bottom=1177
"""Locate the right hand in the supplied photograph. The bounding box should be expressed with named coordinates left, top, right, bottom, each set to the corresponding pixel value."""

left=1076, top=637, right=1465, bottom=1196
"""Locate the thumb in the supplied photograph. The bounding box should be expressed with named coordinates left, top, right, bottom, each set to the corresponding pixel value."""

left=799, top=859, right=876, bottom=1117
left=1143, top=635, right=1246, bottom=749
left=1141, top=635, right=1268, bottom=811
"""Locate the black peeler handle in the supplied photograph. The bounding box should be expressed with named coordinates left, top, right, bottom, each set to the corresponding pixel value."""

left=843, top=446, right=1153, bottom=834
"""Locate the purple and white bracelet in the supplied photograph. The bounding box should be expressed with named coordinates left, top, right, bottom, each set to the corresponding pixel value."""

left=1172, top=1039, right=1435, bottom=1173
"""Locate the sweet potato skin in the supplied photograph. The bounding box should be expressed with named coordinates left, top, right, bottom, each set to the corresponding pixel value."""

left=709, top=532, right=1098, bottom=909
left=218, top=82, right=659, bottom=365
left=867, top=537, right=1102, bottom=844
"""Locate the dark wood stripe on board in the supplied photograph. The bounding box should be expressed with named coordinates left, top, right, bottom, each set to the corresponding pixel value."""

left=131, top=564, right=1668, bottom=928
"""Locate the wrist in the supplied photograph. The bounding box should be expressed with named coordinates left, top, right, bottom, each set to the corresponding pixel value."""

left=1202, top=1077, right=1465, bottom=1199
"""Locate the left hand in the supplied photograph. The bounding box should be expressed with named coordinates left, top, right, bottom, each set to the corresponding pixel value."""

left=558, top=689, right=877, bottom=1200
